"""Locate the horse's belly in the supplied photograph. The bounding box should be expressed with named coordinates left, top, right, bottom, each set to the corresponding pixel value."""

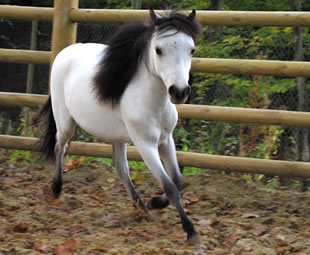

left=76, top=112, right=131, bottom=142
left=66, top=83, right=131, bottom=142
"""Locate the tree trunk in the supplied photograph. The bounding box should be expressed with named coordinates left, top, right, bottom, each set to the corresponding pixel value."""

left=131, top=0, right=142, bottom=9
left=290, top=0, right=309, bottom=190
left=210, top=0, right=224, bottom=10
left=290, top=0, right=309, bottom=163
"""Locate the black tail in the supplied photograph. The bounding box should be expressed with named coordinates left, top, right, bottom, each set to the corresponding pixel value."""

left=33, top=96, right=57, bottom=161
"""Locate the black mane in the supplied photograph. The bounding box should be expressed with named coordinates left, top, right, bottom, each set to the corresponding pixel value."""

left=93, top=10, right=202, bottom=106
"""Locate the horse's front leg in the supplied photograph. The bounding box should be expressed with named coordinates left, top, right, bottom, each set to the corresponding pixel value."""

left=112, top=142, right=147, bottom=212
left=148, top=134, right=184, bottom=209
left=126, top=125, right=200, bottom=244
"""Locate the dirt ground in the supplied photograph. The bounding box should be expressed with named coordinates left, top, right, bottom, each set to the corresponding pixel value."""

left=1, top=151, right=310, bottom=255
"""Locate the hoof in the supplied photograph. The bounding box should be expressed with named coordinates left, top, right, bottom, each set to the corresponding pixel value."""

left=147, top=196, right=169, bottom=209
left=51, top=181, right=62, bottom=198
left=187, top=232, right=201, bottom=246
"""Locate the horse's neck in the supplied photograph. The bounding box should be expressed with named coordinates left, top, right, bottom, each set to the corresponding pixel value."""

left=130, top=61, right=170, bottom=111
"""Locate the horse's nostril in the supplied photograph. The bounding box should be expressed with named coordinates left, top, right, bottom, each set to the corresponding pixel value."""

left=169, top=85, right=178, bottom=96
left=184, top=86, right=191, bottom=97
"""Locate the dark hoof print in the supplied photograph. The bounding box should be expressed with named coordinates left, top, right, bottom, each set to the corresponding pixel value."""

left=147, top=196, right=169, bottom=209
left=51, top=182, right=62, bottom=198
left=187, top=232, right=201, bottom=245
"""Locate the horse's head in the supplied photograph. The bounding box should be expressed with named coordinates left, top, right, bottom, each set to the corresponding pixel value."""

left=149, top=9, right=202, bottom=104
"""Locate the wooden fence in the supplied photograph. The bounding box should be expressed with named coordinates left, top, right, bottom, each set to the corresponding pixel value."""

left=1, top=1, right=310, bottom=177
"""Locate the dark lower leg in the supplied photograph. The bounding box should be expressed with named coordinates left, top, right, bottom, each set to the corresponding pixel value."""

left=163, top=179, right=199, bottom=243
left=52, top=145, right=64, bottom=198
left=127, top=179, right=147, bottom=212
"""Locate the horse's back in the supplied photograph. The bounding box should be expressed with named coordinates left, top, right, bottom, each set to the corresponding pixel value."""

left=50, top=43, right=130, bottom=142
left=51, top=43, right=106, bottom=92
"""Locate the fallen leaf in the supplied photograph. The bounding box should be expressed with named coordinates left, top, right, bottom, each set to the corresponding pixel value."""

left=90, top=196, right=104, bottom=205
left=34, top=243, right=49, bottom=252
left=48, top=198, right=60, bottom=205
left=0, top=209, right=8, bottom=216
left=107, top=177, right=116, bottom=183
left=52, top=237, right=79, bottom=255
left=82, top=189, right=93, bottom=194
left=184, top=199, right=191, bottom=208
left=54, top=228, right=70, bottom=237
left=101, top=183, right=115, bottom=190
left=189, top=196, right=199, bottom=203
left=241, top=213, right=260, bottom=219
left=198, top=219, right=212, bottom=227
left=12, top=223, right=28, bottom=233
left=278, top=242, right=288, bottom=247
left=224, top=232, right=239, bottom=247
left=69, top=225, right=88, bottom=234
left=64, top=157, right=85, bottom=172
left=104, top=220, right=120, bottom=228
left=253, top=225, right=267, bottom=236
left=142, top=233, right=155, bottom=241
left=4, top=177, right=27, bottom=187
left=169, top=234, right=183, bottom=240
left=210, top=220, right=220, bottom=227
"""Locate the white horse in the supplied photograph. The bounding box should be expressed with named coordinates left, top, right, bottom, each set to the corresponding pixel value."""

left=36, top=9, right=202, bottom=244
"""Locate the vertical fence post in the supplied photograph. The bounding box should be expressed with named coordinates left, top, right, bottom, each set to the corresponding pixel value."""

left=50, top=0, right=78, bottom=89
left=24, top=20, right=38, bottom=136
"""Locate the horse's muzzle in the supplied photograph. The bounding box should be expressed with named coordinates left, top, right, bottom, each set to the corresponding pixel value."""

left=168, top=85, right=191, bottom=104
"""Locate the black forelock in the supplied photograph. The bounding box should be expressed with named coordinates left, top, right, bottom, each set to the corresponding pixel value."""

left=93, top=10, right=202, bottom=106
left=152, top=10, right=202, bottom=43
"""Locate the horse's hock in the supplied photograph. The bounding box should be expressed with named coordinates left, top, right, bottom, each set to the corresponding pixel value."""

left=1, top=2, right=310, bottom=177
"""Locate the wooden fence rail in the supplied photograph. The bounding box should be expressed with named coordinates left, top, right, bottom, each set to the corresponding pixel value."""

left=2, top=5, right=310, bottom=26
left=2, top=49, right=310, bottom=77
left=1, top=5, right=53, bottom=21
left=1, top=135, right=310, bottom=178
left=1, top=92, right=310, bottom=128
left=0, top=49, right=50, bottom=65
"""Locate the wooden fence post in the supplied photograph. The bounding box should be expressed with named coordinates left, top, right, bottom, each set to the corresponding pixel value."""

left=50, top=0, right=78, bottom=81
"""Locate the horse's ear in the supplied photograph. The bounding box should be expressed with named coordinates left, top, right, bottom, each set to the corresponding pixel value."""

left=149, top=8, right=162, bottom=23
left=187, top=10, right=196, bottom=21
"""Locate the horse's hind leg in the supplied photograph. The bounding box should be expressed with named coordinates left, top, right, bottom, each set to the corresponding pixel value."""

left=52, top=116, right=76, bottom=198
left=112, top=143, right=147, bottom=212
left=148, top=135, right=184, bottom=209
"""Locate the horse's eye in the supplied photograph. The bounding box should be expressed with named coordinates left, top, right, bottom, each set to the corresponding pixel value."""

left=191, top=48, right=196, bottom=55
left=156, top=47, right=162, bottom=55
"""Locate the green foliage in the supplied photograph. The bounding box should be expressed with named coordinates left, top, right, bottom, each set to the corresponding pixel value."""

left=128, top=161, right=147, bottom=170
left=265, top=178, right=281, bottom=189
left=183, top=167, right=202, bottom=175
left=9, top=150, right=33, bottom=164
left=254, top=125, right=284, bottom=159
left=226, top=0, right=290, bottom=11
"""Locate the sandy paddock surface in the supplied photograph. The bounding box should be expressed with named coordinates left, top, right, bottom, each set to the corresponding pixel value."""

left=1, top=151, right=310, bottom=255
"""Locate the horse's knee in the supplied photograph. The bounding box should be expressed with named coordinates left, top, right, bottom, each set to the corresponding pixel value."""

left=163, top=179, right=181, bottom=203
